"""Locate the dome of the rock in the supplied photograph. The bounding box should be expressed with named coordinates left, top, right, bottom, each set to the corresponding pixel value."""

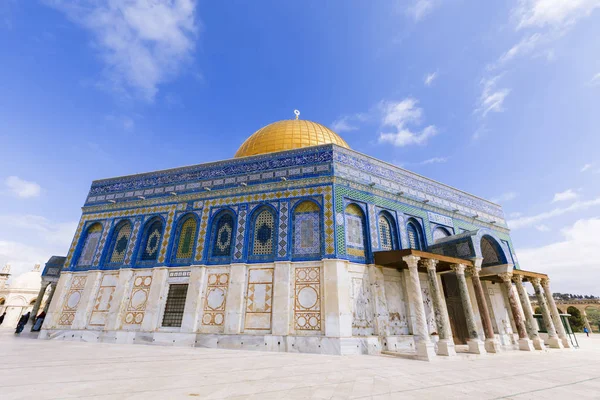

left=234, top=118, right=350, bottom=158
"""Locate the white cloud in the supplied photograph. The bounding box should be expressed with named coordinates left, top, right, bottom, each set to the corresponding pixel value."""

left=331, top=117, right=358, bottom=133
left=497, top=33, right=543, bottom=65
left=514, top=0, right=600, bottom=29
left=590, top=73, right=600, bottom=86
left=419, top=157, right=447, bottom=165
left=476, top=76, right=511, bottom=117
left=552, top=188, right=579, bottom=202
left=0, top=214, right=77, bottom=279
left=491, top=191, right=518, bottom=203
left=406, top=0, right=436, bottom=21
left=517, top=218, right=600, bottom=294
left=378, top=98, right=438, bottom=147
left=4, top=176, right=41, bottom=198
left=535, top=224, right=550, bottom=232
left=508, top=196, right=600, bottom=229
left=424, top=72, right=438, bottom=86
left=45, top=0, right=198, bottom=101
left=581, top=163, right=593, bottom=172
left=509, top=212, right=522, bottom=218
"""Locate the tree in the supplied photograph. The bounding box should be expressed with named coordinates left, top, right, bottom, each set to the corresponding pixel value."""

left=567, top=306, right=585, bottom=332
left=585, top=308, right=600, bottom=332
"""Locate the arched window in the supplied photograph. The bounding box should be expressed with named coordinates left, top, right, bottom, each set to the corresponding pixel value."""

left=108, top=220, right=132, bottom=264
left=293, top=201, right=321, bottom=258
left=139, top=219, right=164, bottom=262
left=433, top=227, right=451, bottom=243
left=345, top=204, right=367, bottom=258
left=77, top=223, right=103, bottom=267
left=481, top=236, right=506, bottom=267
left=251, top=207, right=276, bottom=257
left=378, top=213, right=397, bottom=251
left=407, top=219, right=424, bottom=250
left=172, top=215, right=198, bottom=262
left=210, top=211, right=235, bottom=258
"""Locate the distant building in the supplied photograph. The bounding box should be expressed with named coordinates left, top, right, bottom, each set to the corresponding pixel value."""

left=40, top=115, right=572, bottom=359
left=0, top=264, right=46, bottom=328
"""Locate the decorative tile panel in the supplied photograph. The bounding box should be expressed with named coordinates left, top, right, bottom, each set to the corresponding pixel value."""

left=368, top=204, right=379, bottom=250
left=123, top=273, right=152, bottom=325
left=278, top=201, right=289, bottom=257
left=123, top=219, right=141, bottom=265
left=244, top=268, right=274, bottom=331
left=58, top=275, right=87, bottom=326
left=294, top=267, right=321, bottom=331
left=202, top=272, right=229, bottom=326
left=89, top=273, right=118, bottom=327
left=158, top=209, right=176, bottom=263
left=92, top=221, right=111, bottom=266
left=233, top=206, right=247, bottom=260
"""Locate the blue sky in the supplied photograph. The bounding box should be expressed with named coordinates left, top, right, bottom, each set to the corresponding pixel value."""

left=1, top=0, right=599, bottom=293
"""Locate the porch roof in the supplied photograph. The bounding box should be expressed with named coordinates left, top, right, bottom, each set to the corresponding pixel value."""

left=373, top=249, right=473, bottom=273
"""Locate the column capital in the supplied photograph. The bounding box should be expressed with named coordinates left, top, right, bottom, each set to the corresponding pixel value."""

left=530, top=277, right=541, bottom=286
left=450, top=263, right=466, bottom=275
left=466, top=265, right=481, bottom=276
left=541, top=277, right=551, bottom=288
left=423, top=258, right=438, bottom=271
left=512, top=274, right=524, bottom=284
left=402, top=255, right=421, bottom=269
left=498, top=272, right=513, bottom=282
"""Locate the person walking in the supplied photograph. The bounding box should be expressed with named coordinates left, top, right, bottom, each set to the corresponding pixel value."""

left=32, top=311, right=46, bottom=332
left=15, top=312, right=30, bottom=334
left=584, top=326, right=590, bottom=337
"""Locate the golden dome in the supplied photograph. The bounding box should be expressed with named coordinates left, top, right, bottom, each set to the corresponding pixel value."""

left=234, top=119, right=350, bottom=158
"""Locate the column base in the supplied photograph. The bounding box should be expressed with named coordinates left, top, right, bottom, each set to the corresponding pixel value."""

left=518, top=338, right=535, bottom=351
left=532, top=337, right=545, bottom=350
left=437, top=339, right=456, bottom=356
left=415, top=341, right=436, bottom=361
left=546, top=336, right=564, bottom=349
left=467, top=339, right=486, bottom=355
left=561, top=337, right=572, bottom=348
left=484, top=338, right=500, bottom=353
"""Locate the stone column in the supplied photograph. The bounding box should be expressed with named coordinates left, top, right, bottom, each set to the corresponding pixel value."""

left=451, top=264, right=486, bottom=354
left=531, top=278, right=563, bottom=349
left=141, top=267, right=169, bottom=332
left=541, top=278, right=571, bottom=348
left=272, top=262, right=292, bottom=336
left=424, top=259, right=455, bottom=356
left=512, top=275, right=545, bottom=350
left=403, top=255, right=435, bottom=361
left=323, top=259, right=352, bottom=338
left=181, top=266, right=206, bottom=333
left=42, top=283, right=57, bottom=314
left=30, top=281, right=50, bottom=323
left=368, top=265, right=390, bottom=338
left=499, top=272, right=534, bottom=351
left=468, top=264, right=500, bottom=353
left=224, top=264, right=248, bottom=334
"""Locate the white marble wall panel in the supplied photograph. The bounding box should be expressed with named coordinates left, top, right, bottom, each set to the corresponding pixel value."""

left=383, top=268, right=409, bottom=335
left=349, top=269, right=374, bottom=336
left=419, top=274, right=437, bottom=335
left=323, top=259, right=352, bottom=337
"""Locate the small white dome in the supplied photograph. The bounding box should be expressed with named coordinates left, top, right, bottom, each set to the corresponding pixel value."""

left=11, top=270, right=42, bottom=290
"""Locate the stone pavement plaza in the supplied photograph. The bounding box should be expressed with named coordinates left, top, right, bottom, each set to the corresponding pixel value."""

left=2, top=333, right=600, bottom=400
